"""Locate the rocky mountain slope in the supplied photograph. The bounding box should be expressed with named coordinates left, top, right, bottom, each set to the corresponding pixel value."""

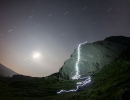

left=0, top=63, right=17, bottom=77
left=0, top=36, right=130, bottom=100
left=59, top=36, right=129, bottom=79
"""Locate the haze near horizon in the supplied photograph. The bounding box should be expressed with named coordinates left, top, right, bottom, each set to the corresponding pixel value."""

left=0, top=0, right=130, bottom=77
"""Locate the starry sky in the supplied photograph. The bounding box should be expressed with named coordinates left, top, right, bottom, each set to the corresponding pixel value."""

left=0, top=0, right=130, bottom=77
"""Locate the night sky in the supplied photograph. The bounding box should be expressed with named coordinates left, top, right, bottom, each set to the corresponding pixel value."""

left=0, top=0, right=130, bottom=77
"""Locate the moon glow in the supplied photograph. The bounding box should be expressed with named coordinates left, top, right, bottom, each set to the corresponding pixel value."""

left=32, top=52, right=41, bottom=59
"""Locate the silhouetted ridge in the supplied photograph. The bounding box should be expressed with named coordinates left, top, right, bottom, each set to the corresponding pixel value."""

left=105, top=36, right=130, bottom=46
left=0, top=63, right=17, bottom=77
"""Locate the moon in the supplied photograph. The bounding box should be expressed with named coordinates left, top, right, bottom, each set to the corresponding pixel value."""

left=32, top=52, right=41, bottom=59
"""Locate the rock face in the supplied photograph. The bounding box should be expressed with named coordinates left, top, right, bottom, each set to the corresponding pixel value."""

left=59, top=36, right=130, bottom=79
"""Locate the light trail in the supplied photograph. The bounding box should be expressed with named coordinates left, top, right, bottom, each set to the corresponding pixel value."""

left=57, top=41, right=91, bottom=94
left=72, top=41, right=87, bottom=79
left=57, top=76, right=91, bottom=93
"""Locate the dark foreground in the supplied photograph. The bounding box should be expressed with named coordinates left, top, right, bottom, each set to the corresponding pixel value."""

left=0, top=48, right=130, bottom=100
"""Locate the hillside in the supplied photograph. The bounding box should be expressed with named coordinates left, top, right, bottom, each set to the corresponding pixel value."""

left=59, top=36, right=128, bottom=79
left=0, top=63, right=17, bottom=77
left=0, top=36, right=130, bottom=100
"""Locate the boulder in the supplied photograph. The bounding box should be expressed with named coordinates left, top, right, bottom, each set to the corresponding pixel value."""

left=59, top=36, right=130, bottom=79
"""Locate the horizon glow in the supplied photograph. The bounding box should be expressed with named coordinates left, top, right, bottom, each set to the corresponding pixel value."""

left=57, top=41, right=91, bottom=94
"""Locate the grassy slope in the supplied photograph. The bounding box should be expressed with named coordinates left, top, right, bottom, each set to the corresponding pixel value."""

left=0, top=48, right=130, bottom=100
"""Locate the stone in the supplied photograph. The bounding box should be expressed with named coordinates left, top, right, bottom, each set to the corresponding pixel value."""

left=59, top=36, right=130, bottom=79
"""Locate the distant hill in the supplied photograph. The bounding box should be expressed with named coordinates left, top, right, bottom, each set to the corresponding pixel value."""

left=0, top=63, right=18, bottom=77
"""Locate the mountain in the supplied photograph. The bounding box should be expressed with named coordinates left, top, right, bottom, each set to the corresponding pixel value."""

left=0, top=36, right=130, bottom=100
left=0, top=63, right=17, bottom=77
left=59, top=36, right=130, bottom=79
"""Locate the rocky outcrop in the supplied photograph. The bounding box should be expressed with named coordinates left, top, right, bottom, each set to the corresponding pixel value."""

left=59, top=36, right=130, bottom=79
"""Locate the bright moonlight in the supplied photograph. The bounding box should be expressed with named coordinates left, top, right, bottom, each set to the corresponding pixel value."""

left=32, top=52, right=41, bottom=59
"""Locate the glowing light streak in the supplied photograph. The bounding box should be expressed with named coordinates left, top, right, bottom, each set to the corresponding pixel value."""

left=57, top=76, right=91, bottom=94
left=57, top=41, right=91, bottom=94
left=72, top=41, right=87, bottom=79
left=24, top=57, right=29, bottom=61
left=8, top=30, right=12, bottom=32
